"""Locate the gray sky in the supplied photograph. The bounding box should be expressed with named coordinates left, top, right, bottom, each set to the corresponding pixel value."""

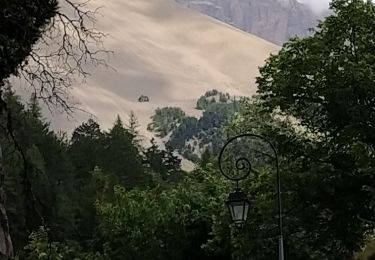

left=301, top=0, right=330, bottom=13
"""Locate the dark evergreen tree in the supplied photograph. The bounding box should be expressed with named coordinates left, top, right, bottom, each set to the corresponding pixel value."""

left=0, top=89, right=76, bottom=252
left=144, top=138, right=165, bottom=177
left=144, top=139, right=183, bottom=182
left=127, top=111, right=143, bottom=149
left=100, top=116, right=149, bottom=188
left=68, top=119, right=103, bottom=243
left=163, top=145, right=183, bottom=182
left=69, top=119, right=103, bottom=189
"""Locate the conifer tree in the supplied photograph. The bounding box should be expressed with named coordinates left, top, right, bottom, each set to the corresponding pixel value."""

left=100, top=116, right=149, bottom=188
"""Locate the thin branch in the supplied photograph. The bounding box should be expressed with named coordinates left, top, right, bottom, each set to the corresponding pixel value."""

left=18, top=0, right=112, bottom=114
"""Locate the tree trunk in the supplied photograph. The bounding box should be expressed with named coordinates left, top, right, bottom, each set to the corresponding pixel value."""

left=0, top=146, right=13, bottom=259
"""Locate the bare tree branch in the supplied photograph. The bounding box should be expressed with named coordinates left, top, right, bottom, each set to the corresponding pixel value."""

left=18, top=0, right=112, bottom=114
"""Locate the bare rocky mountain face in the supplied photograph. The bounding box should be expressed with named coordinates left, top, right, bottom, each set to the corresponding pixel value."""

left=175, top=0, right=319, bottom=45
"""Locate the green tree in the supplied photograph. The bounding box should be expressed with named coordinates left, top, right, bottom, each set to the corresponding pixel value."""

left=162, top=145, right=183, bottom=182
left=0, top=0, right=57, bottom=83
left=127, top=111, right=143, bottom=149
left=18, top=227, right=106, bottom=260
left=250, top=0, right=375, bottom=258
left=147, top=107, right=186, bottom=137
left=100, top=116, right=149, bottom=188
left=69, top=119, right=103, bottom=187
left=257, top=0, right=375, bottom=147
left=68, top=119, right=103, bottom=243
left=143, top=138, right=165, bottom=177
left=0, top=1, right=58, bottom=255
left=127, top=111, right=140, bottom=137
left=96, top=167, right=231, bottom=260
left=0, top=89, right=77, bottom=253
left=144, top=139, right=183, bottom=183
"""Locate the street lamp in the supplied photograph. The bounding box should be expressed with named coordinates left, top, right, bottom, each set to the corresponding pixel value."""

left=226, top=188, right=250, bottom=228
left=218, top=133, right=285, bottom=260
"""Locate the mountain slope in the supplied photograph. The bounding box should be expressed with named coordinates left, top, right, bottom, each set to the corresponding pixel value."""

left=175, top=0, right=318, bottom=45
left=26, top=0, right=279, bottom=137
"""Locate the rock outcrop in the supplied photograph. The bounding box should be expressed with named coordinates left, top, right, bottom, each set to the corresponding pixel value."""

left=175, top=0, right=318, bottom=45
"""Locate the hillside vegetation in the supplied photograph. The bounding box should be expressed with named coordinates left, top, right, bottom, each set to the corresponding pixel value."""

left=148, top=90, right=244, bottom=162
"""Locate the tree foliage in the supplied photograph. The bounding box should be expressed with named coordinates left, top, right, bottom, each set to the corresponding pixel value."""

left=147, top=107, right=186, bottom=137
left=96, top=167, right=231, bottom=260
left=148, top=91, right=244, bottom=162
left=257, top=0, right=375, bottom=147
left=0, top=90, right=180, bottom=257
left=252, top=0, right=375, bottom=258
left=0, top=0, right=58, bottom=83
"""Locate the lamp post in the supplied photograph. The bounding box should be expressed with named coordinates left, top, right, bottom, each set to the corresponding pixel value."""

left=218, top=133, right=284, bottom=260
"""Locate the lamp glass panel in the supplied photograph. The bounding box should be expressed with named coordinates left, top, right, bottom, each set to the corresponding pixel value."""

left=243, top=200, right=250, bottom=221
left=230, top=201, right=245, bottom=222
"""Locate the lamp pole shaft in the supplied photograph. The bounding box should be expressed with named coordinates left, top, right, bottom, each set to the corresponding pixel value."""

left=275, top=145, right=284, bottom=260
left=279, top=235, right=284, bottom=260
